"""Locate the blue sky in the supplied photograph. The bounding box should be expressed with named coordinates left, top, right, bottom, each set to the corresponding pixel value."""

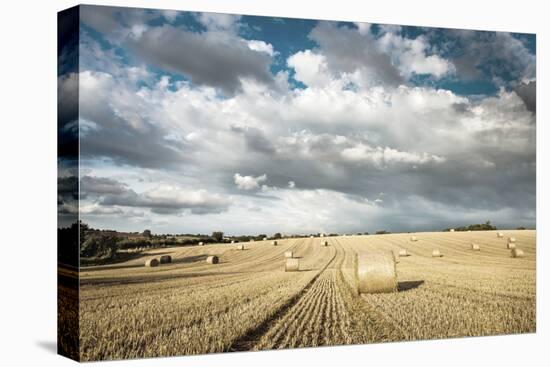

left=57, top=5, right=536, bottom=234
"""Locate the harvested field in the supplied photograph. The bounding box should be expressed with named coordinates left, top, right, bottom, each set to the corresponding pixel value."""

left=78, top=231, right=536, bottom=361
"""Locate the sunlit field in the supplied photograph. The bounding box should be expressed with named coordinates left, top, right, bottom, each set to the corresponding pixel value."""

left=78, top=230, right=536, bottom=361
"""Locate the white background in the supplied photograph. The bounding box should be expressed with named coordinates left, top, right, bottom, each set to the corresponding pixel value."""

left=0, top=0, right=547, bottom=365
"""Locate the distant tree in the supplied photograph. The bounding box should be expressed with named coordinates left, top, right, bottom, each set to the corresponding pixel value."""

left=445, top=221, right=497, bottom=232
left=212, top=231, right=224, bottom=242
left=375, top=230, right=390, bottom=235
left=273, top=232, right=282, bottom=239
left=517, top=226, right=527, bottom=230
left=79, top=221, right=89, bottom=244
left=80, top=235, right=120, bottom=258
left=143, top=229, right=152, bottom=238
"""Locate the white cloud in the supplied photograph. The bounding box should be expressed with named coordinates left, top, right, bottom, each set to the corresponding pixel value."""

left=377, top=32, right=454, bottom=79
left=341, top=144, right=445, bottom=166
left=196, top=13, right=241, bottom=31
left=288, top=181, right=296, bottom=188
left=287, top=50, right=333, bottom=87
left=234, top=173, right=267, bottom=190
left=354, top=22, right=371, bottom=35
left=247, top=40, right=276, bottom=56
left=162, top=10, right=179, bottom=23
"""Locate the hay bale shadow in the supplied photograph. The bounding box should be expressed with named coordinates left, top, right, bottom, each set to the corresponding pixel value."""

left=398, top=280, right=425, bottom=292
left=172, top=254, right=209, bottom=264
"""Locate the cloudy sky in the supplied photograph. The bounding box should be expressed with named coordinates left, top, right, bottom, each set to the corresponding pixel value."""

left=60, top=5, right=536, bottom=235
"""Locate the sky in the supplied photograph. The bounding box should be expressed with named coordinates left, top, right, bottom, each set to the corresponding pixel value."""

left=58, top=5, right=536, bottom=235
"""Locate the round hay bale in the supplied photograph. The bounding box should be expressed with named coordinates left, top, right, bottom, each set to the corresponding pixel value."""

left=236, top=244, right=244, bottom=250
left=206, top=255, right=219, bottom=264
left=355, top=251, right=397, bottom=294
left=285, top=258, right=299, bottom=272
left=508, top=237, right=516, bottom=243
left=322, top=240, right=329, bottom=246
left=471, top=243, right=480, bottom=251
left=145, top=258, right=159, bottom=267
left=398, top=249, right=409, bottom=257
left=410, top=236, right=418, bottom=242
left=263, top=237, right=268, bottom=241
left=507, top=242, right=516, bottom=249
left=231, top=240, right=235, bottom=244
left=497, top=232, right=504, bottom=238
left=159, top=255, right=172, bottom=264
left=198, top=241, right=204, bottom=246
left=249, top=239, right=254, bottom=242
left=511, top=248, right=524, bottom=258
left=310, top=235, right=314, bottom=238
left=450, top=229, right=455, bottom=232
left=432, top=249, right=443, bottom=257
left=272, top=240, right=278, bottom=246
left=284, top=251, right=293, bottom=258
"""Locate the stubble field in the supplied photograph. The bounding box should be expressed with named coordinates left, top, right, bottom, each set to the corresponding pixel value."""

left=78, top=230, right=536, bottom=361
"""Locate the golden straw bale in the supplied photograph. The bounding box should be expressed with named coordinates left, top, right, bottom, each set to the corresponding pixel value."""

left=206, top=255, right=219, bottom=264
left=511, top=248, right=524, bottom=258
left=398, top=249, right=409, bottom=257
left=145, top=258, right=159, bottom=267
left=285, top=258, right=299, bottom=272
left=355, top=251, right=397, bottom=294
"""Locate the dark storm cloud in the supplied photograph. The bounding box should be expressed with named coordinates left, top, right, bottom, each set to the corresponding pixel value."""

left=95, top=178, right=231, bottom=215
left=444, top=30, right=535, bottom=87
left=81, top=176, right=128, bottom=195
left=223, top=122, right=534, bottom=220
left=80, top=5, right=121, bottom=33
left=80, top=5, right=159, bottom=36
left=78, top=71, right=192, bottom=169
left=82, top=126, right=189, bottom=169
left=230, top=125, right=276, bottom=154
left=452, top=54, right=481, bottom=80
left=58, top=176, right=78, bottom=202
left=514, top=81, right=536, bottom=113
left=128, top=25, right=275, bottom=95
left=309, top=21, right=404, bottom=86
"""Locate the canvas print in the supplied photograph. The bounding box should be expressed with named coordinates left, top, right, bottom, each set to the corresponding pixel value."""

left=57, top=4, right=536, bottom=362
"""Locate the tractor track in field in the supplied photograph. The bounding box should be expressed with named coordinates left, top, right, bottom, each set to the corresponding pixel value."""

left=248, top=238, right=412, bottom=349
left=228, top=240, right=338, bottom=351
